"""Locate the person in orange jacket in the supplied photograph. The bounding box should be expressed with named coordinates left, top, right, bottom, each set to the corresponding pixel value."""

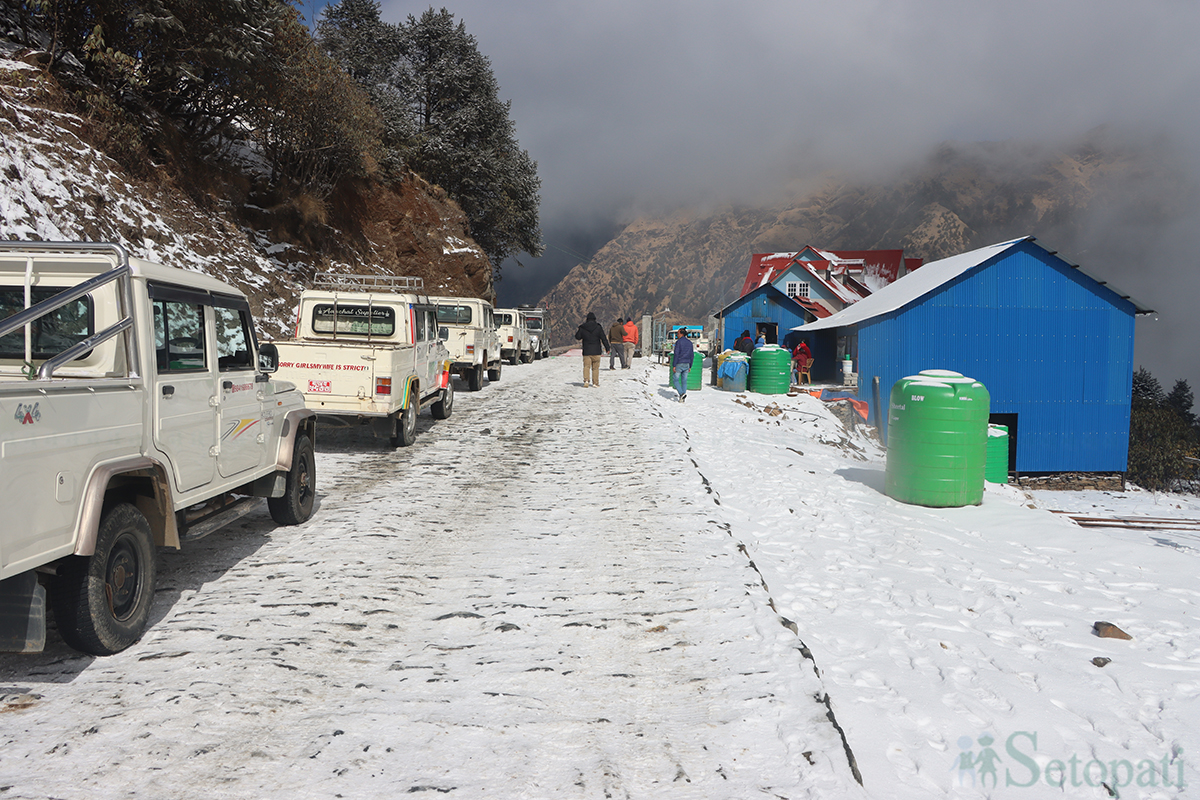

left=621, top=317, right=639, bottom=368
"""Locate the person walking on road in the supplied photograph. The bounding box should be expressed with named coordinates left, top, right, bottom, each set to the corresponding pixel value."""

left=608, top=318, right=627, bottom=370
left=671, top=327, right=694, bottom=402
left=622, top=317, right=639, bottom=368
left=575, top=312, right=610, bottom=387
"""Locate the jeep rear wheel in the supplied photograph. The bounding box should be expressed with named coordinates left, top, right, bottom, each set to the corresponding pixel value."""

left=390, top=401, right=417, bottom=447
left=432, top=379, right=454, bottom=420
left=52, top=503, right=157, bottom=655
left=467, top=363, right=483, bottom=391
left=488, top=360, right=502, bottom=382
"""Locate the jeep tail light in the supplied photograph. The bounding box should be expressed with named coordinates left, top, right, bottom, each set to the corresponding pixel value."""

left=376, top=377, right=392, bottom=395
left=466, top=344, right=475, bottom=355
left=507, top=335, right=514, bottom=343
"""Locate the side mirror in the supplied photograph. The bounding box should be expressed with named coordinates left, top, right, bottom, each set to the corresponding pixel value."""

left=258, top=342, right=279, bottom=373
left=439, top=326, right=450, bottom=341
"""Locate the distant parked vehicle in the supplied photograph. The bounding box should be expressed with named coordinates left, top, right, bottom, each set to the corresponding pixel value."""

left=495, top=308, right=533, bottom=365
left=0, top=242, right=316, bottom=655
left=670, top=325, right=712, bottom=357
left=520, top=306, right=552, bottom=360
left=431, top=296, right=503, bottom=390
left=272, top=273, right=454, bottom=447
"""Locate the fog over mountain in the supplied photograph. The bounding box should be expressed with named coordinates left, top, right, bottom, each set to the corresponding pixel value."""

left=370, top=0, right=1200, bottom=386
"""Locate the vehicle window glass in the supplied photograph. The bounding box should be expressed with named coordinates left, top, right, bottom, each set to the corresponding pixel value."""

left=496, top=313, right=513, bottom=326
left=525, top=318, right=542, bottom=331
left=154, top=299, right=207, bottom=372
left=436, top=305, right=472, bottom=325
left=0, top=287, right=94, bottom=360
left=312, top=304, right=394, bottom=335
left=426, top=310, right=438, bottom=340
left=414, top=307, right=426, bottom=342
left=215, top=306, right=254, bottom=371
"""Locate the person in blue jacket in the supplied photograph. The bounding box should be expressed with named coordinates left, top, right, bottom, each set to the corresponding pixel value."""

left=671, top=327, right=694, bottom=403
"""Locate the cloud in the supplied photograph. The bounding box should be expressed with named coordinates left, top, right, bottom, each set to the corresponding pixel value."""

left=384, top=0, right=1200, bottom=388
left=388, top=0, right=1200, bottom=225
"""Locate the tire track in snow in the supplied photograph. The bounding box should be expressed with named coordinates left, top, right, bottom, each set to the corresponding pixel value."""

left=0, top=358, right=862, bottom=800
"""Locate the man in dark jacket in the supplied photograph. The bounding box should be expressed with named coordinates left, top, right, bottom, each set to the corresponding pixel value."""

left=575, top=312, right=610, bottom=387
left=735, top=330, right=755, bottom=354
left=608, top=318, right=626, bottom=370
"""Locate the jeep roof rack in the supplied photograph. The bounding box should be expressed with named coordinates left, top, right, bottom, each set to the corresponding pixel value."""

left=313, top=273, right=424, bottom=293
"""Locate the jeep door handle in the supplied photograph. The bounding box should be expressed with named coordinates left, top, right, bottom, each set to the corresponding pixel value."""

left=161, top=385, right=175, bottom=398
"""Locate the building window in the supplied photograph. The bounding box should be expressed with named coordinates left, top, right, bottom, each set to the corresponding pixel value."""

left=786, top=281, right=810, bottom=299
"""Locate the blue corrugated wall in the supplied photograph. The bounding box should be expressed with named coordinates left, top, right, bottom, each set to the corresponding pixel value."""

left=720, top=286, right=809, bottom=351
left=857, top=241, right=1137, bottom=472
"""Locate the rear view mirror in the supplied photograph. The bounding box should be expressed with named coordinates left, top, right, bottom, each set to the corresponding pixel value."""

left=258, top=342, right=279, bottom=373
left=439, top=327, right=450, bottom=341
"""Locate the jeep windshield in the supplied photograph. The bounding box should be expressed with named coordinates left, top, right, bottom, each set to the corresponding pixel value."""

left=312, top=304, right=395, bottom=335
left=525, top=318, right=543, bottom=330
left=437, top=305, right=473, bottom=325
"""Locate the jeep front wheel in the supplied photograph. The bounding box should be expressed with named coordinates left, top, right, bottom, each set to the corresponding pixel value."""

left=269, top=433, right=316, bottom=524
left=52, top=503, right=157, bottom=655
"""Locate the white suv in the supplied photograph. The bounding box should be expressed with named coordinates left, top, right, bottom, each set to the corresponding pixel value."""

left=432, top=297, right=503, bottom=391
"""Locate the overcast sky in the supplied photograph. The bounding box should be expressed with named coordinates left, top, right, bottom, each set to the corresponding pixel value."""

left=361, top=0, right=1200, bottom=383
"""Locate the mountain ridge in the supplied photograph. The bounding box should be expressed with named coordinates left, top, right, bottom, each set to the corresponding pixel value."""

left=542, top=134, right=1180, bottom=343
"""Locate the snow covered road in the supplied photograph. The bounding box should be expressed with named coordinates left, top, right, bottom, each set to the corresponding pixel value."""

left=0, top=357, right=860, bottom=799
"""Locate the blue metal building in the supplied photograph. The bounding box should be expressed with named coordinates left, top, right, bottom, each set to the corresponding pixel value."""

left=797, top=237, right=1153, bottom=473
left=717, top=284, right=814, bottom=351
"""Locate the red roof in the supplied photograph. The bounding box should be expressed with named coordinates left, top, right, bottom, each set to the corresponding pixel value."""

left=740, top=246, right=920, bottom=300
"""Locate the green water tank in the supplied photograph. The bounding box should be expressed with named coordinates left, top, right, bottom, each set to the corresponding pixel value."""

left=986, top=424, right=1010, bottom=483
left=749, top=345, right=790, bottom=395
left=687, top=350, right=704, bottom=390
left=885, top=370, right=990, bottom=507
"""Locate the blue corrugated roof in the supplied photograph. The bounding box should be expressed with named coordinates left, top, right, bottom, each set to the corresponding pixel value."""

left=795, top=237, right=1153, bottom=332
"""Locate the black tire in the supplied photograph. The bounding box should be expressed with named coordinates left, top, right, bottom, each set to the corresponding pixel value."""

left=390, top=400, right=417, bottom=447
left=432, top=379, right=454, bottom=420
left=521, top=350, right=532, bottom=364
left=488, top=360, right=502, bottom=382
left=509, top=353, right=519, bottom=366
left=467, top=363, right=483, bottom=391
left=51, top=503, right=156, bottom=655
left=268, top=433, right=316, bottom=524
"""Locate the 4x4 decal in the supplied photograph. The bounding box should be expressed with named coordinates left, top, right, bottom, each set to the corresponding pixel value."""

left=14, top=401, right=41, bottom=425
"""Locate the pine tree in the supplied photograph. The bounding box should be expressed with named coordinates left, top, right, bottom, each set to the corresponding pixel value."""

left=318, top=3, right=543, bottom=273
left=396, top=7, right=543, bottom=273
left=1131, top=366, right=1165, bottom=409
left=1166, top=379, right=1196, bottom=430
left=317, top=0, right=411, bottom=176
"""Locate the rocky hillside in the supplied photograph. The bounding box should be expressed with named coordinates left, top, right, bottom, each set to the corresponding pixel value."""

left=0, top=47, right=492, bottom=338
left=543, top=135, right=1181, bottom=343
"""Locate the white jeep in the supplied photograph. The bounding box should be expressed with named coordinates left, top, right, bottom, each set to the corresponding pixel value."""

left=495, top=308, right=533, bottom=365
left=271, top=274, right=454, bottom=447
left=431, top=296, right=503, bottom=391
left=0, top=242, right=316, bottom=655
